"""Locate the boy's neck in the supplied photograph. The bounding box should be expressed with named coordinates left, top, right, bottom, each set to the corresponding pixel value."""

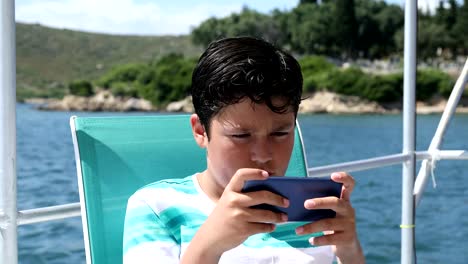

left=196, top=171, right=224, bottom=202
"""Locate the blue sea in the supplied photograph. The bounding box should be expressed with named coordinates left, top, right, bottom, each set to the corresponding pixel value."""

left=16, top=103, right=468, bottom=263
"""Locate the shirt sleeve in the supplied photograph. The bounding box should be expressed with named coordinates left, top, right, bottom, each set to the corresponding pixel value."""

left=123, top=191, right=180, bottom=264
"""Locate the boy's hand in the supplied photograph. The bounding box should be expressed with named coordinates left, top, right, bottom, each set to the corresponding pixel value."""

left=295, top=172, right=365, bottom=264
left=184, top=169, right=289, bottom=261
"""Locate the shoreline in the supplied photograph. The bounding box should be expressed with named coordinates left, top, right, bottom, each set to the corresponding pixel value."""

left=24, top=90, right=468, bottom=115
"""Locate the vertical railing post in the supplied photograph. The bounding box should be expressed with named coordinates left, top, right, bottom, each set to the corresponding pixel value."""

left=0, top=0, right=18, bottom=263
left=401, top=0, right=417, bottom=263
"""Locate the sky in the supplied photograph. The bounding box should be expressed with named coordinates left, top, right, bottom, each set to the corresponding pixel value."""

left=15, top=0, right=447, bottom=36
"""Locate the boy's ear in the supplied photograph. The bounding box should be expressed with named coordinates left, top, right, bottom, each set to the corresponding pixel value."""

left=190, top=114, right=208, bottom=148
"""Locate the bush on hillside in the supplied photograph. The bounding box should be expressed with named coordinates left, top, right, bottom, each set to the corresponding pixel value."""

left=416, top=69, right=455, bottom=101
left=361, top=73, right=403, bottom=102
left=306, top=67, right=454, bottom=103
left=300, top=56, right=337, bottom=92
left=137, top=54, right=196, bottom=106
left=323, top=67, right=367, bottom=95
left=94, top=52, right=457, bottom=107
left=303, top=72, right=329, bottom=92
left=110, top=82, right=138, bottom=97
left=97, top=64, right=149, bottom=89
left=69, top=80, right=94, bottom=97
left=299, top=56, right=336, bottom=76
left=418, top=69, right=455, bottom=99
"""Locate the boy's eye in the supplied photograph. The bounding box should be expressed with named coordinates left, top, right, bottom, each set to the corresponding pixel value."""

left=272, top=132, right=289, bottom=137
left=232, top=133, right=250, bottom=138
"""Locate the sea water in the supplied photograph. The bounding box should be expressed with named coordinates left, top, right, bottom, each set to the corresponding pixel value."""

left=15, top=103, right=468, bottom=263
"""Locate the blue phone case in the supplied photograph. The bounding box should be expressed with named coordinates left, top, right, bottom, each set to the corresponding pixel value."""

left=241, top=176, right=342, bottom=222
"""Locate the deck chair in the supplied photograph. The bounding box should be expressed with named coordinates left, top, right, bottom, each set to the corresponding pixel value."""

left=70, top=114, right=308, bottom=264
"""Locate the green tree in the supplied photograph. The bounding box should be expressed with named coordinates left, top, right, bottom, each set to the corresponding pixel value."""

left=191, top=7, right=284, bottom=47
left=446, top=0, right=459, bottom=55
left=418, top=20, right=450, bottom=59
left=191, top=18, right=227, bottom=47
left=435, top=0, right=448, bottom=25
left=355, top=0, right=381, bottom=57
left=435, top=0, right=459, bottom=54
left=453, top=0, right=468, bottom=53
left=299, top=0, right=317, bottom=5
left=270, top=9, right=291, bottom=48
left=375, top=4, right=404, bottom=55
left=288, top=2, right=336, bottom=54
left=226, top=7, right=283, bottom=44
left=334, top=0, right=358, bottom=58
left=446, top=0, right=458, bottom=30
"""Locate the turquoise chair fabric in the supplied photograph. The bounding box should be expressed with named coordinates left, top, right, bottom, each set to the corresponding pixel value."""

left=70, top=114, right=308, bottom=264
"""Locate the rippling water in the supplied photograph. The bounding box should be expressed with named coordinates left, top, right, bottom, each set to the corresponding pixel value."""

left=16, top=103, right=468, bottom=263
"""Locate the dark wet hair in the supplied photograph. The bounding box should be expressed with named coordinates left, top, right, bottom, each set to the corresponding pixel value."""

left=191, top=37, right=303, bottom=136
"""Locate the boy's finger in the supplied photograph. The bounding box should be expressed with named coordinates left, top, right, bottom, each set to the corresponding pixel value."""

left=246, top=208, right=288, bottom=224
left=295, top=217, right=344, bottom=235
left=331, top=172, right=355, bottom=201
left=304, top=197, right=354, bottom=216
left=227, top=168, right=269, bottom=192
left=309, top=231, right=346, bottom=247
left=246, top=222, right=276, bottom=235
left=241, top=191, right=289, bottom=208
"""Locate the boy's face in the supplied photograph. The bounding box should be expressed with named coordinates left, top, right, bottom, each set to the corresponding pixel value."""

left=194, top=98, right=296, bottom=194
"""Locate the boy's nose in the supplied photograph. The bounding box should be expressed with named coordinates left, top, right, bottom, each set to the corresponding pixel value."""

left=250, top=139, right=272, bottom=164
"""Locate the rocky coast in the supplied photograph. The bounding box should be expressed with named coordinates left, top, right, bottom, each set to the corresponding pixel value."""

left=27, top=90, right=468, bottom=114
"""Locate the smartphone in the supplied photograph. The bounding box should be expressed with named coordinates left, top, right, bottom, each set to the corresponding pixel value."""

left=241, top=176, right=342, bottom=222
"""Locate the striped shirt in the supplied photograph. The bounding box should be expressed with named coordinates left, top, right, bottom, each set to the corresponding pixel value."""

left=123, top=175, right=335, bottom=263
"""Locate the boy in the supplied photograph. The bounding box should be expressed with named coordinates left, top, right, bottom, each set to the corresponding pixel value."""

left=123, top=37, right=364, bottom=263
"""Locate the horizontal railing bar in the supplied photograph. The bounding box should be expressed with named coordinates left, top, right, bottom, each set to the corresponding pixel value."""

left=308, top=153, right=411, bottom=177
left=4, top=151, right=466, bottom=226
left=16, top=202, right=81, bottom=226
left=308, top=150, right=468, bottom=178
left=415, top=150, right=468, bottom=160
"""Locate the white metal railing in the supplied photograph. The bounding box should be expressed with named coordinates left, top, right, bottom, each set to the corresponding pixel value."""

left=16, top=203, right=81, bottom=226
left=1, top=0, right=18, bottom=263
left=1, top=150, right=467, bottom=228
left=401, top=1, right=418, bottom=262
left=309, top=151, right=468, bottom=177
left=1, top=0, right=468, bottom=262
left=414, top=57, right=468, bottom=205
left=0, top=148, right=467, bottom=259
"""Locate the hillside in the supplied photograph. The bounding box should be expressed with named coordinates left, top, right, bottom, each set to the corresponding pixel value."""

left=15, top=23, right=465, bottom=105
left=16, top=22, right=203, bottom=98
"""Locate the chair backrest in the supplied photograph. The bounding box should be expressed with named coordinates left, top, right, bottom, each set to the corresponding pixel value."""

left=70, top=114, right=308, bottom=264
